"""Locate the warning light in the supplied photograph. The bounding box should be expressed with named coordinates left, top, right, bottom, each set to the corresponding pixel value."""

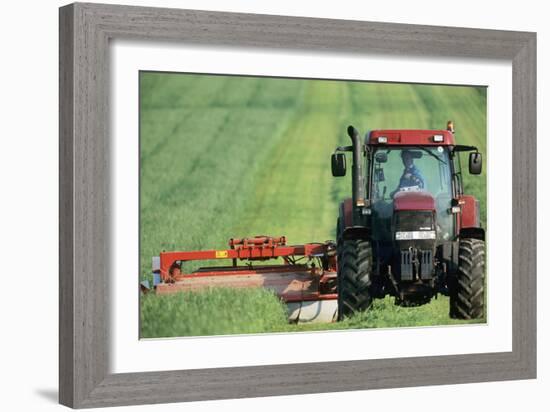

left=447, top=120, right=454, bottom=133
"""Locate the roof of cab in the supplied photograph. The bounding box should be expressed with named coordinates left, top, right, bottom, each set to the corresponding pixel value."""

left=368, top=130, right=455, bottom=146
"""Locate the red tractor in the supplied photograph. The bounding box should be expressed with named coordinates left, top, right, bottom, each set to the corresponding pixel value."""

left=331, top=122, right=485, bottom=320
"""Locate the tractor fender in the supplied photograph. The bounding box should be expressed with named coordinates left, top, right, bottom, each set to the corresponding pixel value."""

left=458, top=195, right=484, bottom=241
left=460, top=227, right=485, bottom=241
left=339, top=198, right=354, bottom=229
left=459, top=195, right=480, bottom=229
left=342, top=226, right=370, bottom=241
left=338, top=198, right=370, bottom=241
left=337, top=199, right=352, bottom=241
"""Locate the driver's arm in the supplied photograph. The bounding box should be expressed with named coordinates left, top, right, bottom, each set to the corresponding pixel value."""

left=414, top=169, right=425, bottom=188
left=390, top=171, right=406, bottom=198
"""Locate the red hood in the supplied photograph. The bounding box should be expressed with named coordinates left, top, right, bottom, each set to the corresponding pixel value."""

left=393, top=191, right=435, bottom=211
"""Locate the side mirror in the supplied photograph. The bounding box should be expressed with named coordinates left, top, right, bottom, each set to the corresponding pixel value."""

left=331, top=153, right=346, bottom=177
left=375, top=152, right=388, bottom=163
left=469, top=152, right=482, bottom=175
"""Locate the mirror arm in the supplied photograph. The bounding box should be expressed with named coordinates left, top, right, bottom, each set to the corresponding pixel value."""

left=335, top=145, right=353, bottom=153
left=452, top=144, right=478, bottom=154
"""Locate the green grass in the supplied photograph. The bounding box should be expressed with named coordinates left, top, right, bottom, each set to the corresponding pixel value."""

left=286, top=296, right=484, bottom=333
left=139, top=72, right=487, bottom=337
left=141, top=289, right=484, bottom=338
left=140, top=288, right=289, bottom=338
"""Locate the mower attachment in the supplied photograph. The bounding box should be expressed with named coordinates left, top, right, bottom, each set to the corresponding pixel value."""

left=149, top=236, right=338, bottom=323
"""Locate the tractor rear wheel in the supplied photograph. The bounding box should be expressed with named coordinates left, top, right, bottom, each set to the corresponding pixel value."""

left=337, top=239, right=373, bottom=320
left=449, top=238, right=485, bottom=319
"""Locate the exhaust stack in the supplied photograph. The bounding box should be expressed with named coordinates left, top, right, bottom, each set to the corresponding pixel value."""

left=347, top=125, right=366, bottom=211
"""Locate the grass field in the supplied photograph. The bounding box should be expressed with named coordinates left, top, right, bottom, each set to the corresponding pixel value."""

left=139, top=72, right=487, bottom=338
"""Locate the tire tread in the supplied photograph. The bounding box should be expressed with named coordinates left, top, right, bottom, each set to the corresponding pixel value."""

left=450, top=238, right=485, bottom=319
left=338, top=239, right=373, bottom=320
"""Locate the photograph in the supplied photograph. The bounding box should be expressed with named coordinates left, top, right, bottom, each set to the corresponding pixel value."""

left=138, top=72, right=487, bottom=338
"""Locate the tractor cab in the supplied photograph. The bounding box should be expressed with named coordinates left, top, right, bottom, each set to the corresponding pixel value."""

left=370, top=145, right=454, bottom=243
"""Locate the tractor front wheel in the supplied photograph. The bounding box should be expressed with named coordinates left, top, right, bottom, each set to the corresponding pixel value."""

left=337, top=239, right=373, bottom=320
left=449, top=238, right=485, bottom=319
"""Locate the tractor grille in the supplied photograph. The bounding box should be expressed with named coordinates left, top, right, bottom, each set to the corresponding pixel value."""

left=400, top=249, right=433, bottom=281
left=420, top=250, right=433, bottom=279
left=401, top=250, right=413, bottom=281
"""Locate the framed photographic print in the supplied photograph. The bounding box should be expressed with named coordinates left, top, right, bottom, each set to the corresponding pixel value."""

left=137, top=72, right=488, bottom=339
left=59, top=2, right=536, bottom=408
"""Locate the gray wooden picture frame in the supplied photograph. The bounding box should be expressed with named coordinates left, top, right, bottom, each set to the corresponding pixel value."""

left=59, top=2, right=536, bottom=408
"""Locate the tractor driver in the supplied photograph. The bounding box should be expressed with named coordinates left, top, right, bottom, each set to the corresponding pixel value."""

left=390, top=150, right=425, bottom=198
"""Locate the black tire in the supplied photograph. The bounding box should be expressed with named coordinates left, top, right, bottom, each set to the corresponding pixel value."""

left=337, top=239, right=373, bottom=320
left=449, top=238, right=485, bottom=319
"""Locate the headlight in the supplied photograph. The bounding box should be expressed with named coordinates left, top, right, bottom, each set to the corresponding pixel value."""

left=395, top=230, right=436, bottom=240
